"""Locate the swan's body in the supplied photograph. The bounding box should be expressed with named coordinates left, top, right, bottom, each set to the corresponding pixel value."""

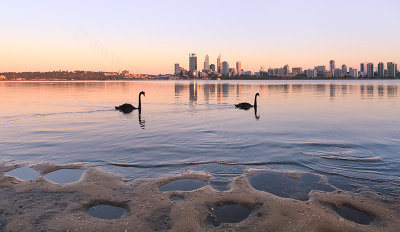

left=115, top=91, right=145, bottom=114
left=235, top=93, right=259, bottom=110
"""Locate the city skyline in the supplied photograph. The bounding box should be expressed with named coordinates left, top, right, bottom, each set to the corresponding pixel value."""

left=174, top=53, right=398, bottom=78
left=1, top=0, right=400, bottom=74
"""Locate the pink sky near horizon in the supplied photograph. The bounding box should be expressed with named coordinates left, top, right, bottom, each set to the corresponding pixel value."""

left=1, top=0, right=399, bottom=74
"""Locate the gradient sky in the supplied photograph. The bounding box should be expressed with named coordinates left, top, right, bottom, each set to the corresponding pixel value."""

left=1, top=0, right=400, bottom=74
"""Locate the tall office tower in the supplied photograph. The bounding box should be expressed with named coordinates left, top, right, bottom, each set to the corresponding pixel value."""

left=222, top=61, right=229, bottom=76
left=189, top=53, right=197, bottom=73
left=217, top=54, right=222, bottom=74
left=174, top=63, right=180, bottom=75
left=387, top=62, right=398, bottom=77
left=236, top=61, right=242, bottom=75
left=204, top=55, right=210, bottom=71
left=360, top=63, right=366, bottom=76
left=341, top=65, right=348, bottom=77
left=378, top=62, right=385, bottom=77
left=330, top=60, right=336, bottom=76
left=367, top=63, right=374, bottom=77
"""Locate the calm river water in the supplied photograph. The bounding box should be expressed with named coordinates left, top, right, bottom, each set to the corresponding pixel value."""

left=0, top=80, right=399, bottom=196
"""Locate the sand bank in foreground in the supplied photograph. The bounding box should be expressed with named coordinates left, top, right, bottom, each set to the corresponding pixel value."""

left=0, top=163, right=399, bottom=231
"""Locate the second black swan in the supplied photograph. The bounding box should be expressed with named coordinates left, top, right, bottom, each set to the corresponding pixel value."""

left=115, top=91, right=145, bottom=114
left=235, top=93, right=259, bottom=110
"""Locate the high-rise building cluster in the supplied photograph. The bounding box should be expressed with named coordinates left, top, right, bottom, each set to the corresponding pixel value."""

left=174, top=53, right=248, bottom=78
left=261, top=61, right=398, bottom=78
left=175, top=54, right=399, bottom=79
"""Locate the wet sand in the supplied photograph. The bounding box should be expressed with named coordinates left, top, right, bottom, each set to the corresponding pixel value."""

left=0, top=163, right=399, bottom=231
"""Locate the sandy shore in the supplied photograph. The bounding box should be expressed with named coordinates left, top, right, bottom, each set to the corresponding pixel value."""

left=0, top=163, right=399, bottom=231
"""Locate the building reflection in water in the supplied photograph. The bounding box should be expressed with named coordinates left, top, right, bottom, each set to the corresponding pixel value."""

left=174, top=82, right=398, bottom=103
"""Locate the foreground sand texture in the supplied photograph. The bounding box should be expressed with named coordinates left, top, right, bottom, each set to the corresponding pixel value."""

left=0, top=163, right=399, bottom=231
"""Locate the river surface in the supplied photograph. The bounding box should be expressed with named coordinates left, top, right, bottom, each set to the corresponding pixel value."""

left=0, top=80, right=399, bottom=196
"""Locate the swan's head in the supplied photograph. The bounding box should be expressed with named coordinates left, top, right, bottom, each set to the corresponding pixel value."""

left=140, top=91, right=145, bottom=96
left=255, top=93, right=260, bottom=97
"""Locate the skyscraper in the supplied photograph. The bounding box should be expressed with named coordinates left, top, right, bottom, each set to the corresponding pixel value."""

left=387, top=62, right=398, bottom=77
left=174, top=63, right=180, bottom=75
left=217, top=54, right=222, bottom=74
left=189, top=53, right=197, bottom=73
left=378, top=62, right=385, bottom=77
left=222, top=61, right=229, bottom=76
left=360, top=63, right=366, bottom=76
left=236, top=61, right=242, bottom=76
left=330, top=60, right=335, bottom=76
left=342, top=64, right=347, bottom=77
left=367, top=63, right=374, bottom=77
left=204, top=55, right=210, bottom=71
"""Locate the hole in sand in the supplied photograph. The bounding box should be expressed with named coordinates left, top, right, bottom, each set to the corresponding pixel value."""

left=208, top=203, right=252, bottom=227
left=6, top=166, right=40, bottom=181
left=159, top=179, right=207, bottom=192
left=249, top=172, right=335, bottom=201
left=170, top=195, right=184, bottom=201
left=334, top=204, right=374, bottom=225
left=45, top=169, right=85, bottom=184
left=87, top=204, right=128, bottom=220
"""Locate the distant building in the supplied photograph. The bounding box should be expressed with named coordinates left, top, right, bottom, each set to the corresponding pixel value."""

left=210, top=64, right=216, bottom=72
left=0, top=75, right=6, bottom=80
left=283, top=65, right=290, bottom=76
left=330, top=60, right=335, bottom=76
left=349, top=67, right=358, bottom=78
left=360, top=63, right=367, bottom=77
left=174, top=63, right=180, bottom=75
left=315, top=66, right=326, bottom=77
left=387, top=62, right=398, bottom=77
left=229, top=68, right=236, bottom=76
left=222, top=61, right=229, bottom=76
left=306, top=69, right=317, bottom=78
left=341, top=65, right=347, bottom=77
left=367, top=63, right=374, bottom=77
left=378, top=62, right=385, bottom=77
left=189, top=53, right=197, bottom=74
left=217, top=54, right=222, bottom=74
left=203, top=55, right=210, bottom=71
left=292, top=67, right=303, bottom=76
left=267, top=68, right=274, bottom=76
left=236, top=61, right=242, bottom=76
left=334, top=68, right=341, bottom=78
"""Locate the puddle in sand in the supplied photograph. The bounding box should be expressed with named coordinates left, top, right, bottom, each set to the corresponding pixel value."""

left=6, top=166, right=40, bottom=181
left=87, top=204, right=128, bottom=220
left=249, top=172, right=335, bottom=201
left=45, top=169, right=85, bottom=184
left=209, top=204, right=252, bottom=227
left=209, top=180, right=231, bottom=192
left=159, top=179, right=207, bottom=192
left=334, top=204, right=374, bottom=225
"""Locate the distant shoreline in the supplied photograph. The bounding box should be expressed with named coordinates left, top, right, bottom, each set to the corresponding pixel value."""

left=1, top=77, right=399, bottom=82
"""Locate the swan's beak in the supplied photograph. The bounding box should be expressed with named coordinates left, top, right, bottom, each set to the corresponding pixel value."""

left=143, top=92, right=145, bottom=96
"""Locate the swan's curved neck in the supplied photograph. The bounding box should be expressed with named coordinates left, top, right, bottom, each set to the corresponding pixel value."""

left=254, top=95, right=258, bottom=108
left=138, top=93, right=142, bottom=110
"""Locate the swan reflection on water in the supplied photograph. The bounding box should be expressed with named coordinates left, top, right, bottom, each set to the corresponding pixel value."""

left=138, top=113, right=145, bottom=129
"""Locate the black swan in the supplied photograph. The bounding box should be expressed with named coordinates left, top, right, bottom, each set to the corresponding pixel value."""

left=235, top=93, right=259, bottom=110
left=115, top=91, right=145, bottom=114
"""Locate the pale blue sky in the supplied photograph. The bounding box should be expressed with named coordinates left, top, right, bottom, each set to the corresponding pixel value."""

left=1, top=0, right=399, bottom=74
